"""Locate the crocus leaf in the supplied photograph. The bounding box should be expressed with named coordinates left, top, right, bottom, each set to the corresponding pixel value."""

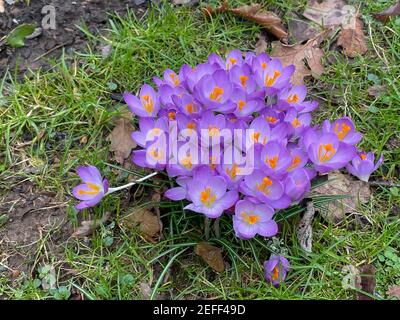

left=5, top=24, right=36, bottom=48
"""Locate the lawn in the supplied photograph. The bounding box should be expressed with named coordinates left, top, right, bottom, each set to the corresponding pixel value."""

left=0, top=0, right=399, bottom=300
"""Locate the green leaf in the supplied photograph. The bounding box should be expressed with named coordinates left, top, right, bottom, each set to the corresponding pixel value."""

left=5, top=24, right=36, bottom=48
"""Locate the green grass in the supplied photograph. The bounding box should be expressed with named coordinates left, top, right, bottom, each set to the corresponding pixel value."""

left=0, top=0, right=399, bottom=300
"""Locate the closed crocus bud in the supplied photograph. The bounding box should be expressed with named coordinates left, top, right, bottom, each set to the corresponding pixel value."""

left=264, top=255, right=290, bottom=286
left=346, top=151, right=384, bottom=182
left=72, top=165, right=109, bottom=210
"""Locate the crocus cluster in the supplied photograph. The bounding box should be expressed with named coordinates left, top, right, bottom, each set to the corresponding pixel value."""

left=124, top=50, right=383, bottom=242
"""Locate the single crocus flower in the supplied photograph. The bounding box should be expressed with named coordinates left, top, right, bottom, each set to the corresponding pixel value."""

left=264, top=255, right=290, bottom=286
left=229, top=64, right=257, bottom=94
left=233, top=199, right=278, bottom=240
left=184, top=167, right=238, bottom=218
left=307, top=132, right=356, bottom=174
left=284, top=168, right=313, bottom=202
left=257, top=58, right=294, bottom=94
left=322, top=117, right=362, bottom=145
left=239, top=169, right=291, bottom=209
left=194, top=70, right=234, bottom=112
left=72, top=165, right=109, bottom=210
left=124, top=84, right=160, bottom=117
left=260, top=141, right=293, bottom=177
left=231, top=88, right=264, bottom=118
left=346, top=151, right=384, bottom=182
left=278, top=85, right=307, bottom=108
left=284, top=108, right=311, bottom=137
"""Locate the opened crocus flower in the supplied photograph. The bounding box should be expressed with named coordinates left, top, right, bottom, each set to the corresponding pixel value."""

left=184, top=167, right=238, bottom=218
left=306, top=132, right=356, bottom=174
left=322, top=117, right=362, bottom=145
left=233, top=199, right=278, bottom=240
left=284, top=108, right=311, bottom=137
left=72, top=165, right=109, bottom=210
left=346, top=151, right=384, bottom=182
left=278, top=85, right=307, bottom=109
left=229, top=64, right=258, bottom=95
left=264, top=255, right=290, bottom=286
left=257, top=58, right=294, bottom=94
left=260, top=141, right=293, bottom=177
left=194, top=70, right=234, bottom=112
left=124, top=84, right=160, bottom=118
left=240, top=170, right=291, bottom=209
left=231, top=87, right=263, bottom=118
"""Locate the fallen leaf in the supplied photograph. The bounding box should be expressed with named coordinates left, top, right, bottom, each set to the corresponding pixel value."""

left=5, top=24, right=36, bottom=48
left=337, top=16, right=368, bottom=57
left=356, top=264, right=376, bottom=300
left=140, top=282, right=152, bottom=300
left=296, top=201, right=315, bottom=253
left=202, top=2, right=287, bottom=41
left=368, top=84, right=387, bottom=98
left=101, top=44, right=112, bottom=60
left=271, top=33, right=325, bottom=84
left=387, top=285, right=400, bottom=299
left=313, top=171, right=371, bottom=223
left=72, top=212, right=111, bottom=238
left=254, top=33, right=268, bottom=55
left=121, top=207, right=162, bottom=240
left=303, top=0, right=348, bottom=27
left=288, top=13, right=321, bottom=43
left=108, top=118, right=137, bottom=165
left=374, top=1, right=400, bottom=23
left=173, top=0, right=199, bottom=5
left=195, top=242, right=225, bottom=273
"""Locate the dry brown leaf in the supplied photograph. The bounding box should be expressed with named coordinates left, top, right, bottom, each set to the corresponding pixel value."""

left=72, top=212, right=111, bottom=238
left=368, top=84, right=387, bottom=98
left=337, top=17, right=367, bottom=57
left=356, top=264, right=376, bottom=300
left=254, top=33, right=268, bottom=54
left=313, top=171, right=371, bottom=223
left=303, top=0, right=348, bottom=27
left=271, top=34, right=325, bottom=85
left=195, top=242, right=225, bottom=273
left=374, top=1, right=400, bottom=23
left=202, top=2, right=287, bottom=41
left=288, top=13, right=321, bottom=44
left=387, top=285, right=400, bottom=299
left=121, top=207, right=162, bottom=240
left=108, top=118, right=137, bottom=164
left=296, top=201, right=315, bottom=253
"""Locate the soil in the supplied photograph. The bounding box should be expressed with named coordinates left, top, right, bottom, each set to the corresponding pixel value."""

left=0, top=182, right=72, bottom=278
left=0, top=0, right=149, bottom=76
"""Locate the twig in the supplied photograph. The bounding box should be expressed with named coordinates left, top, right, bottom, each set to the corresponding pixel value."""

left=369, top=180, right=400, bottom=187
left=106, top=172, right=158, bottom=195
left=33, top=41, right=71, bottom=62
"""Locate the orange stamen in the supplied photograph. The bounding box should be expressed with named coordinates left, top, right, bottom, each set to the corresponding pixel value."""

left=141, top=94, right=154, bottom=114
left=334, top=123, right=351, bottom=141
left=271, top=265, right=280, bottom=281
left=265, top=70, right=281, bottom=87
left=169, top=72, right=180, bottom=86
left=288, top=155, right=301, bottom=171
left=240, top=75, right=249, bottom=87
left=238, top=100, right=246, bottom=111
left=256, top=176, right=273, bottom=195
left=200, top=187, right=217, bottom=207
left=266, top=116, right=278, bottom=124
left=360, top=153, right=367, bottom=160
left=292, top=118, right=301, bottom=128
left=209, top=87, right=224, bottom=102
left=318, top=143, right=336, bottom=162
left=287, top=94, right=299, bottom=104
left=267, top=155, right=279, bottom=169
left=241, top=211, right=260, bottom=225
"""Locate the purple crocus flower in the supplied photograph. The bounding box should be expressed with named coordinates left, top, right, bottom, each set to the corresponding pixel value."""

left=307, top=132, right=356, bottom=174
left=194, top=70, right=234, bottom=112
left=322, top=117, right=362, bottom=145
left=256, top=58, right=294, bottom=94
left=278, top=85, right=307, bottom=109
left=284, top=168, right=313, bottom=202
left=124, top=84, right=160, bottom=117
left=225, top=49, right=244, bottom=70
left=284, top=108, right=311, bottom=137
left=251, top=53, right=271, bottom=74
left=260, top=141, right=293, bottom=177
left=239, top=170, right=291, bottom=209
left=184, top=167, right=238, bottom=218
left=286, top=146, right=308, bottom=172
left=131, top=117, right=169, bottom=147
left=231, top=88, right=263, bottom=118
left=184, top=62, right=217, bottom=92
left=164, top=176, right=192, bottom=201
left=264, top=255, right=290, bottom=286
left=229, top=64, right=257, bottom=94
left=346, top=151, right=384, bottom=182
left=233, top=199, right=278, bottom=240
left=72, top=165, right=109, bottom=210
